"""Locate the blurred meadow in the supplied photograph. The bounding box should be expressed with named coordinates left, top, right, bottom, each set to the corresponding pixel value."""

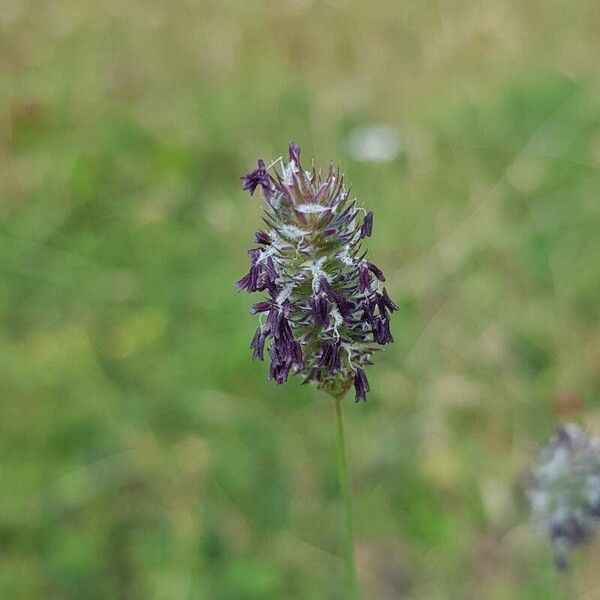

left=1, top=1, right=600, bottom=598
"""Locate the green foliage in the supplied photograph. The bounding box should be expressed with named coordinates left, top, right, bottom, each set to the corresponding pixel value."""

left=1, top=1, right=599, bottom=598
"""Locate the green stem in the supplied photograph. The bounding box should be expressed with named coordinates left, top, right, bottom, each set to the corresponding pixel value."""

left=558, top=569, right=577, bottom=599
left=333, top=393, right=360, bottom=599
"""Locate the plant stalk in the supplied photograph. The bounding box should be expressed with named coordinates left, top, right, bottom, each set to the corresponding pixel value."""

left=333, top=393, right=360, bottom=599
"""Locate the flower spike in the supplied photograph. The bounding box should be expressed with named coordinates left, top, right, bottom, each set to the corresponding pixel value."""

left=236, top=142, right=398, bottom=401
left=528, top=424, right=600, bottom=569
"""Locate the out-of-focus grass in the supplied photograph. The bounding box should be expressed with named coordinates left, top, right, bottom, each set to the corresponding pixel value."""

left=1, top=1, right=599, bottom=598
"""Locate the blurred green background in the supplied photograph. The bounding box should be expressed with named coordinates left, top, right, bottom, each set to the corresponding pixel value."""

left=1, top=1, right=600, bottom=598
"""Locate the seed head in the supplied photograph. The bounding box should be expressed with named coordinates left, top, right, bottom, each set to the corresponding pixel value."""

left=528, top=424, right=600, bottom=569
left=236, top=143, right=398, bottom=401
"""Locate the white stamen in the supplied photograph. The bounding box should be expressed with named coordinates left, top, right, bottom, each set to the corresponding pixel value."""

left=302, top=257, right=329, bottom=293
left=329, top=307, right=343, bottom=341
left=282, top=160, right=296, bottom=185
left=280, top=224, right=307, bottom=239
left=256, top=246, right=277, bottom=263
left=296, top=204, right=331, bottom=214
left=337, top=245, right=354, bottom=266
left=341, top=342, right=358, bottom=372
left=276, top=283, right=295, bottom=304
left=269, top=193, right=282, bottom=210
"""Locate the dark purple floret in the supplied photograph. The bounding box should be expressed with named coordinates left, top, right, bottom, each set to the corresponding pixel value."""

left=373, top=316, right=394, bottom=345
left=235, top=249, right=277, bottom=293
left=290, top=340, right=304, bottom=369
left=268, top=308, right=292, bottom=342
left=250, top=301, right=272, bottom=315
left=380, top=287, right=399, bottom=312
left=311, top=295, right=330, bottom=327
left=235, top=270, right=257, bottom=292
left=360, top=211, right=373, bottom=238
left=241, top=159, right=272, bottom=197
left=367, top=262, right=386, bottom=282
left=268, top=325, right=304, bottom=384
left=254, top=230, right=271, bottom=245
left=358, top=262, right=371, bottom=293
left=320, top=279, right=353, bottom=322
left=371, top=289, right=398, bottom=318
left=269, top=344, right=293, bottom=384
left=235, top=254, right=259, bottom=291
left=250, top=327, right=268, bottom=361
left=353, top=368, right=370, bottom=402
left=336, top=202, right=357, bottom=226
left=318, top=340, right=342, bottom=372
